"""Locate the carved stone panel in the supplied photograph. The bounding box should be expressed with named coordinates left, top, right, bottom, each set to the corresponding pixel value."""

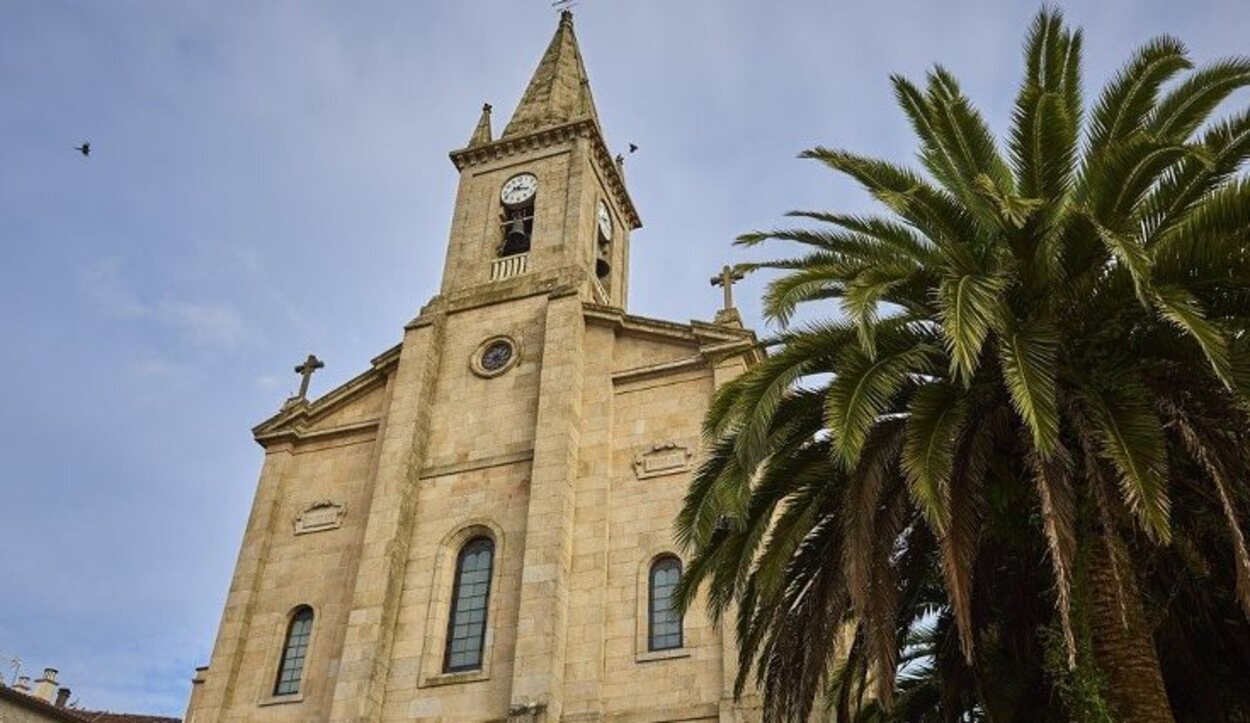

left=632, top=442, right=693, bottom=479
left=294, top=500, right=345, bottom=535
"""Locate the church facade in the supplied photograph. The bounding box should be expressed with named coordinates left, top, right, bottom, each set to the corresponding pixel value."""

left=185, top=12, right=761, bottom=723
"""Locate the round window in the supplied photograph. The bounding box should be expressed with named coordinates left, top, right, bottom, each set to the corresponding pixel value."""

left=471, top=336, right=520, bottom=378
left=480, top=340, right=513, bottom=371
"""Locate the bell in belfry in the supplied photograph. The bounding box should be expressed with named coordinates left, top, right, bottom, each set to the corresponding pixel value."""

left=596, top=239, right=611, bottom=279
left=501, top=217, right=530, bottom=256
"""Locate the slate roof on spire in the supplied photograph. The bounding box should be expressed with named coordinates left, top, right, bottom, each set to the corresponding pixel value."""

left=501, top=10, right=600, bottom=138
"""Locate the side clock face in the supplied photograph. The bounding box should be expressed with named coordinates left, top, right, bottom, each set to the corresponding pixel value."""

left=480, top=340, right=513, bottom=371
left=501, top=173, right=538, bottom=206
left=596, top=200, right=613, bottom=241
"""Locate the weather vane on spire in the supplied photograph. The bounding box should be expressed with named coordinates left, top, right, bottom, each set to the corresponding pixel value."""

left=551, top=0, right=577, bottom=11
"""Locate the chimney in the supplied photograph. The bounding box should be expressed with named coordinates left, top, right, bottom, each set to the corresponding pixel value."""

left=33, top=668, right=58, bottom=702
left=56, top=687, right=72, bottom=708
left=14, top=675, right=31, bottom=693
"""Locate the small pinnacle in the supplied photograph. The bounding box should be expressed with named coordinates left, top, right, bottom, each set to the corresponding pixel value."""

left=482, top=103, right=492, bottom=113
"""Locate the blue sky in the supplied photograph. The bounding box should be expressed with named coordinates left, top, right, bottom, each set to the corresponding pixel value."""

left=1, top=0, right=1246, bottom=715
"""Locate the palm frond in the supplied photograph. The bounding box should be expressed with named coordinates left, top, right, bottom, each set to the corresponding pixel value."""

left=1149, top=57, right=1250, bottom=140
left=997, top=323, right=1061, bottom=455
left=1143, top=109, right=1250, bottom=242
left=1167, top=408, right=1250, bottom=619
left=825, top=339, right=938, bottom=466
left=1152, top=284, right=1234, bottom=389
left=1081, top=382, right=1172, bottom=541
left=1084, top=36, right=1191, bottom=158
left=940, top=406, right=994, bottom=662
left=901, top=382, right=966, bottom=532
left=937, top=272, right=1008, bottom=384
left=1032, top=447, right=1078, bottom=668
left=1090, top=215, right=1153, bottom=303
left=801, top=147, right=979, bottom=258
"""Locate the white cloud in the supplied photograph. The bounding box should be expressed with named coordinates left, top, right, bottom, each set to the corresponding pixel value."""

left=152, top=299, right=247, bottom=349
left=81, top=258, right=249, bottom=350
left=81, top=257, right=146, bottom=318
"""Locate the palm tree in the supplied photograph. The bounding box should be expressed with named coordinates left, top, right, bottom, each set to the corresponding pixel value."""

left=676, top=9, right=1250, bottom=722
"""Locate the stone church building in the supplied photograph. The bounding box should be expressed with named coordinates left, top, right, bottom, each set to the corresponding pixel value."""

left=185, top=12, right=761, bottom=723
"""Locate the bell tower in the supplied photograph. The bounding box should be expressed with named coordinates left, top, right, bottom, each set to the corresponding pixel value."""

left=439, top=10, right=640, bottom=309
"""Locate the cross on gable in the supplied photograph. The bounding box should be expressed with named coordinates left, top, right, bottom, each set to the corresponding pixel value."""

left=709, top=264, right=746, bottom=311
left=294, top=353, right=325, bottom=400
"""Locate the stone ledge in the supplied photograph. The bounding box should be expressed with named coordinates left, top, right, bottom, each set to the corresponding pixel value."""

left=418, top=668, right=490, bottom=688
left=635, top=647, right=692, bottom=664
left=257, top=692, right=303, bottom=707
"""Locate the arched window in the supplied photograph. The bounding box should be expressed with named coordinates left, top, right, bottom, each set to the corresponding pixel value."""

left=648, top=556, right=683, bottom=651
left=444, top=537, right=495, bottom=672
left=273, top=606, right=313, bottom=696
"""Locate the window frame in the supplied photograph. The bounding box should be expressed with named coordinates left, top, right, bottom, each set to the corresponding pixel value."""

left=647, top=555, right=684, bottom=652
left=272, top=605, right=314, bottom=697
left=442, top=536, right=496, bottom=673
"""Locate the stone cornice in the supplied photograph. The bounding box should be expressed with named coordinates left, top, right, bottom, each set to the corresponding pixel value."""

left=448, top=118, right=641, bottom=230
left=583, top=303, right=759, bottom=347
left=254, top=418, right=381, bottom=446
left=586, top=302, right=764, bottom=380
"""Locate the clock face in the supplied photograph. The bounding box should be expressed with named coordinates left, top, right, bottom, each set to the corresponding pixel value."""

left=501, top=173, right=538, bottom=206
left=480, top=340, right=514, bottom=372
left=596, top=200, right=613, bottom=241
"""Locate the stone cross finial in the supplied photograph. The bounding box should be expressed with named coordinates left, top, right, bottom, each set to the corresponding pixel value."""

left=294, top=353, right=325, bottom=400
left=710, top=264, right=746, bottom=311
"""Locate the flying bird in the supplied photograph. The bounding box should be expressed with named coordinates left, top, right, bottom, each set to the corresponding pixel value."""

left=74, top=142, right=90, bottom=157
left=628, top=143, right=638, bottom=154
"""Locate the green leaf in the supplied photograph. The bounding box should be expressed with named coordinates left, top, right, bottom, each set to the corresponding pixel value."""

left=1062, top=29, right=1085, bottom=130
left=1150, top=175, right=1250, bottom=281
left=1090, top=216, right=1153, bottom=303
left=1086, top=36, right=1191, bottom=156
left=842, top=265, right=914, bottom=356
left=726, top=323, right=856, bottom=468
left=1149, top=58, right=1250, bottom=141
left=1153, top=284, right=1234, bottom=389
left=892, top=67, right=1015, bottom=227
left=758, top=263, right=844, bottom=326
left=826, top=342, right=936, bottom=467
left=1099, top=140, right=1191, bottom=224
left=937, top=272, right=1008, bottom=384
left=997, top=324, right=1060, bottom=455
left=1144, top=110, right=1250, bottom=241
left=1082, top=383, right=1172, bottom=542
left=800, top=147, right=977, bottom=253
left=902, top=382, right=966, bottom=532
left=1010, top=87, right=1075, bottom=210
left=782, top=211, right=934, bottom=262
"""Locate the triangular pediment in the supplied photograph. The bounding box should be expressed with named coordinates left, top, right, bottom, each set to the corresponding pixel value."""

left=252, top=344, right=400, bottom=446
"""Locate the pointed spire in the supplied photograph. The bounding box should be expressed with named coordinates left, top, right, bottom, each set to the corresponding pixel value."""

left=468, top=103, right=493, bottom=147
left=502, top=10, right=600, bottom=138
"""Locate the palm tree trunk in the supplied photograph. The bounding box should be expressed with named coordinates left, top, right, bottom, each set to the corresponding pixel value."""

left=1087, top=544, right=1174, bottom=723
